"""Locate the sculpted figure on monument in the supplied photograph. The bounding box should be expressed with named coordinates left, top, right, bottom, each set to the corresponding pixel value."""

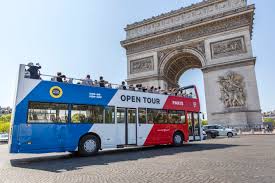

left=218, top=71, right=246, bottom=108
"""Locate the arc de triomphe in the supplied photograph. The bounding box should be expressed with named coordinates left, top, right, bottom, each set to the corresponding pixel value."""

left=121, top=0, right=262, bottom=128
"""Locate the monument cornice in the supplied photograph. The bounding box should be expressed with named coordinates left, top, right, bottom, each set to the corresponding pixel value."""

left=125, top=0, right=226, bottom=30
left=202, top=57, right=256, bottom=73
left=125, top=0, right=248, bottom=39
left=122, top=5, right=254, bottom=46
left=122, top=4, right=254, bottom=44
left=122, top=7, right=254, bottom=55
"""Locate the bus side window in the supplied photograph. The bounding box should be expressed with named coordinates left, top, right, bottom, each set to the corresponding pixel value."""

left=71, top=104, right=104, bottom=124
left=27, top=102, right=68, bottom=123
left=147, top=109, right=155, bottom=124
left=168, top=110, right=186, bottom=124
left=147, top=109, right=168, bottom=124
left=104, top=106, right=115, bottom=124
left=138, top=108, right=147, bottom=124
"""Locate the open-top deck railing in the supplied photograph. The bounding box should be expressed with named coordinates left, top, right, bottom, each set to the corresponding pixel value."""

left=23, top=64, right=197, bottom=98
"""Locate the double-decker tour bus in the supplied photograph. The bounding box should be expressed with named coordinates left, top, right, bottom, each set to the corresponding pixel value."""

left=9, top=64, right=202, bottom=156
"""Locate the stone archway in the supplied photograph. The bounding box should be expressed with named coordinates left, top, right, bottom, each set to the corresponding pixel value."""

left=159, top=48, right=206, bottom=88
left=121, top=0, right=262, bottom=128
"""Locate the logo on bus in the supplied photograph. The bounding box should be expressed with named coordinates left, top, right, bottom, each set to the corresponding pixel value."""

left=50, top=86, right=63, bottom=98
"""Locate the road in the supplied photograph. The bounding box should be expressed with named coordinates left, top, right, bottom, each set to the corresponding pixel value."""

left=0, top=136, right=275, bottom=183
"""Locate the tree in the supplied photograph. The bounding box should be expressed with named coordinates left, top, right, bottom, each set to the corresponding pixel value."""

left=263, top=118, right=275, bottom=127
left=0, top=114, right=11, bottom=123
left=263, top=118, right=275, bottom=123
left=0, top=122, right=10, bottom=133
left=71, top=113, right=86, bottom=123
left=202, top=120, right=208, bottom=126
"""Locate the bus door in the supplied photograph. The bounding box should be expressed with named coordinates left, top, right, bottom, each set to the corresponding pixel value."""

left=127, top=109, right=137, bottom=145
left=187, top=112, right=201, bottom=141
left=116, top=108, right=137, bottom=145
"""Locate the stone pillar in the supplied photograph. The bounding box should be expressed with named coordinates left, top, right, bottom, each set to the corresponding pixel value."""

left=203, top=60, right=262, bottom=128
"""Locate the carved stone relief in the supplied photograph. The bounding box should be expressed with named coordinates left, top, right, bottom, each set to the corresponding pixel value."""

left=211, top=36, right=246, bottom=59
left=126, top=0, right=246, bottom=39
left=130, top=56, right=154, bottom=74
left=218, top=71, right=246, bottom=108
left=125, top=13, right=251, bottom=55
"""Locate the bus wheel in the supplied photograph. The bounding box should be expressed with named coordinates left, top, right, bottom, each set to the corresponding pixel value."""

left=78, top=135, right=100, bottom=156
left=173, top=132, right=183, bottom=146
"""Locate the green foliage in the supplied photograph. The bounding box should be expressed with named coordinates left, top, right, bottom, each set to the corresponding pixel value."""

left=263, top=118, right=275, bottom=127
left=263, top=118, right=275, bottom=123
left=202, top=120, right=208, bottom=126
left=71, top=113, right=86, bottom=123
left=0, top=114, right=11, bottom=123
left=0, top=122, right=10, bottom=133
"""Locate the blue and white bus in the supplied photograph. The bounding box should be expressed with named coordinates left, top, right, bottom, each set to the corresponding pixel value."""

left=9, top=64, right=202, bottom=156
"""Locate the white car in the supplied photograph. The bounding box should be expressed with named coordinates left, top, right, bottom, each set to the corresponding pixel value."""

left=202, top=125, right=237, bottom=137
left=0, top=133, right=9, bottom=143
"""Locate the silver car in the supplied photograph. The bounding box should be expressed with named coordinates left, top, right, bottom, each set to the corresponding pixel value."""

left=203, top=125, right=237, bottom=137
left=0, top=133, right=9, bottom=143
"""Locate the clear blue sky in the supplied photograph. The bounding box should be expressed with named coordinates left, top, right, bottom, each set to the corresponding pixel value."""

left=0, top=0, right=274, bottom=114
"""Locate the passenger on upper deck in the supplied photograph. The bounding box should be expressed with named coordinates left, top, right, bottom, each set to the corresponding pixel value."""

left=128, top=85, right=135, bottom=91
left=99, top=76, right=107, bottom=87
left=148, top=86, right=154, bottom=93
left=136, top=84, right=143, bottom=92
left=172, top=88, right=178, bottom=96
left=56, top=72, right=66, bottom=82
left=119, top=81, right=127, bottom=90
left=26, top=62, right=41, bottom=79
left=94, top=80, right=99, bottom=87
left=82, top=75, right=93, bottom=86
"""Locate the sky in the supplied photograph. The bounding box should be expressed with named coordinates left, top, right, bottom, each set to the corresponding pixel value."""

left=0, top=0, right=274, bottom=115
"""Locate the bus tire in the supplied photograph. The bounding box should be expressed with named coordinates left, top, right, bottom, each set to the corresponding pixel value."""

left=173, top=132, right=184, bottom=146
left=78, top=135, right=100, bottom=156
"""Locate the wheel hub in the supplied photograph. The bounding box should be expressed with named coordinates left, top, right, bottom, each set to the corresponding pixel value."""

left=174, top=135, right=182, bottom=144
left=83, top=139, right=97, bottom=152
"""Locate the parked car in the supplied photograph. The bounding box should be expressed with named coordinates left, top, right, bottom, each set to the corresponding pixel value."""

left=203, top=125, right=237, bottom=137
left=203, top=129, right=219, bottom=139
left=0, top=133, right=9, bottom=143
